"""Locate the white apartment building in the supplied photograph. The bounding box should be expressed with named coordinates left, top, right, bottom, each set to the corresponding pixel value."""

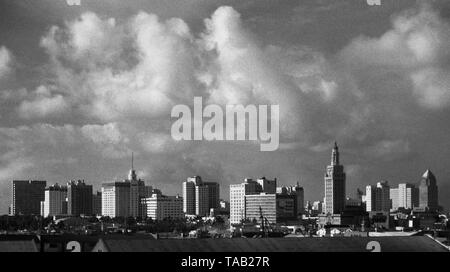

left=144, top=194, right=183, bottom=221
left=43, top=184, right=67, bottom=217
left=101, top=182, right=130, bottom=218
left=229, top=179, right=263, bottom=224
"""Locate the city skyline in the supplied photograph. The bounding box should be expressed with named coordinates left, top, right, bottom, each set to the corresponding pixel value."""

left=1, top=0, right=450, bottom=215
left=5, top=143, right=444, bottom=216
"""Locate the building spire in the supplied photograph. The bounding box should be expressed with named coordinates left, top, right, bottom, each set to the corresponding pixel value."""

left=128, top=152, right=137, bottom=181
left=331, top=142, right=339, bottom=166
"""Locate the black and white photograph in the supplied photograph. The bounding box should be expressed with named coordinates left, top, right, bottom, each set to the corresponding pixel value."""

left=0, top=0, right=449, bottom=261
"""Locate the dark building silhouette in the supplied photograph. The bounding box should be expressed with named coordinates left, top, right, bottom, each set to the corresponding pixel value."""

left=67, top=180, right=93, bottom=216
left=419, top=169, right=439, bottom=212
left=10, top=180, right=46, bottom=215
left=92, top=191, right=102, bottom=216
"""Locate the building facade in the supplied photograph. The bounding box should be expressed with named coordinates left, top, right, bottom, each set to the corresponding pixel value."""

left=67, top=180, right=93, bottom=216
left=276, top=194, right=296, bottom=221
left=277, top=183, right=304, bottom=216
left=397, top=183, right=419, bottom=210
left=144, top=193, right=183, bottom=221
left=245, top=193, right=277, bottom=224
left=390, top=188, right=399, bottom=211
left=92, top=191, right=102, bottom=216
left=256, top=177, right=277, bottom=194
left=419, top=169, right=439, bottom=212
left=229, top=179, right=263, bottom=224
left=10, top=180, right=46, bottom=215
left=366, top=181, right=391, bottom=212
left=182, top=176, right=219, bottom=217
left=128, top=167, right=146, bottom=218
left=204, top=182, right=220, bottom=210
left=183, top=176, right=201, bottom=215
left=376, top=181, right=391, bottom=212
left=44, top=184, right=67, bottom=217
left=324, top=143, right=346, bottom=215
left=101, top=181, right=130, bottom=218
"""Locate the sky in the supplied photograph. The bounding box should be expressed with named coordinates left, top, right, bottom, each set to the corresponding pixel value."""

left=1, top=0, right=450, bottom=213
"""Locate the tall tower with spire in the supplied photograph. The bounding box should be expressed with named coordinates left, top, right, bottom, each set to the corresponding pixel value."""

left=127, top=152, right=146, bottom=217
left=324, top=142, right=346, bottom=215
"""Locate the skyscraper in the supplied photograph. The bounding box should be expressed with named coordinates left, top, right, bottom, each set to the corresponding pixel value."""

left=182, top=176, right=219, bottom=216
left=229, top=178, right=263, bottom=224
left=195, top=185, right=209, bottom=216
left=366, top=181, right=391, bottom=212
left=203, top=182, right=220, bottom=210
left=44, top=184, right=68, bottom=217
left=324, top=142, right=346, bottom=215
left=419, top=169, right=439, bottom=212
left=10, top=180, right=46, bottom=215
left=390, top=188, right=399, bottom=211
left=102, top=181, right=130, bottom=218
left=183, top=176, right=202, bottom=215
left=67, top=180, right=93, bottom=216
left=398, top=183, right=419, bottom=210
left=365, top=185, right=376, bottom=212
left=376, top=181, right=391, bottom=212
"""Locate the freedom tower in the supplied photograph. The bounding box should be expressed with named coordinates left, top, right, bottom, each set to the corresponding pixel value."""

left=324, top=142, right=346, bottom=215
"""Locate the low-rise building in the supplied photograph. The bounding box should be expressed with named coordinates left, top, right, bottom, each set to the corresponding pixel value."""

left=143, top=194, right=183, bottom=221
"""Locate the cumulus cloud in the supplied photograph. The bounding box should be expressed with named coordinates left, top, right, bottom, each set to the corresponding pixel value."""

left=0, top=46, right=13, bottom=78
left=340, top=4, right=450, bottom=109
left=40, top=11, right=200, bottom=122
left=17, top=86, right=70, bottom=119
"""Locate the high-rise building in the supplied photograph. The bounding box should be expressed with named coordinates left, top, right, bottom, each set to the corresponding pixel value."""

left=276, top=183, right=304, bottom=216
left=204, top=182, right=220, bottom=210
left=376, top=181, right=391, bottom=212
left=92, top=191, right=102, bottom=216
left=230, top=178, right=263, bottom=224
left=419, top=169, right=439, bottom=212
left=183, top=176, right=201, bottom=215
left=324, top=142, right=346, bottom=215
left=195, top=185, right=209, bottom=216
left=67, top=180, right=93, bottom=216
left=10, top=180, right=46, bottom=215
left=44, top=184, right=67, bottom=217
left=182, top=176, right=219, bottom=216
left=128, top=153, right=147, bottom=218
left=398, top=183, right=419, bottom=210
left=365, top=185, right=376, bottom=212
left=101, top=181, right=130, bottom=218
left=144, top=193, right=183, bottom=221
left=366, top=181, right=391, bottom=212
left=390, top=188, right=399, bottom=211
left=257, top=177, right=277, bottom=194
left=276, top=194, right=296, bottom=221
left=245, top=193, right=277, bottom=224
